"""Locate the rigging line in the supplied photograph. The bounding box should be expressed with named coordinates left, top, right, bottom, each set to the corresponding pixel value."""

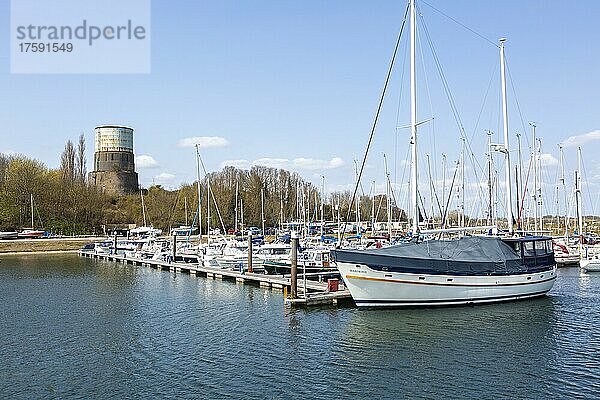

left=419, top=5, right=490, bottom=205
left=470, top=61, right=497, bottom=144
left=419, top=6, right=485, bottom=182
left=505, top=56, right=530, bottom=149
left=580, top=152, right=596, bottom=215
left=420, top=0, right=498, bottom=48
left=416, top=13, right=438, bottom=182
left=394, top=39, right=409, bottom=189
left=340, top=2, right=410, bottom=246
left=418, top=8, right=465, bottom=138
left=197, top=153, right=227, bottom=235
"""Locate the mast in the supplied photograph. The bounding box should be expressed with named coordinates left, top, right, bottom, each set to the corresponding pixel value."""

left=575, top=147, right=583, bottom=259
left=459, top=139, right=465, bottom=229
left=426, top=154, right=434, bottom=227
left=486, top=131, right=493, bottom=226
left=371, top=180, right=376, bottom=235
left=30, top=193, right=34, bottom=229
left=516, top=132, right=523, bottom=226
left=530, top=122, right=537, bottom=234
left=354, top=160, right=360, bottom=235
left=140, top=190, right=147, bottom=226
left=195, top=144, right=202, bottom=240
left=184, top=196, right=188, bottom=226
left=442, top=153, right=447, bottom=221
left=321, top=175, right=325, bottom=238
left=578, top=146, right=584, bottom=238
left=234, top=179, right=239, bottom=233
left=559, top=144, right=567, bottom=236
left=384, top=152, right=392, bottom=238
left=260, top=188, right=265, bottom=236
left=537, top=137, right=543, bottom=234
left=499, top=38, right=514, bottom=235
left=207, top=174, right=211, bottom=243
left=409, top=0, right=419, bottom=235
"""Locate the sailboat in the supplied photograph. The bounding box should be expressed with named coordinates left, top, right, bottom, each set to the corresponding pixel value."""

left=18, top=194, right=45, bottom=239
left=333, top=0, right=556, bottom=307
left=575, top=148, right=600, bottom=273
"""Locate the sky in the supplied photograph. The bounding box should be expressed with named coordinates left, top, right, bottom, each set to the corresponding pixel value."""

left=1, top=0, right=599, bottom=217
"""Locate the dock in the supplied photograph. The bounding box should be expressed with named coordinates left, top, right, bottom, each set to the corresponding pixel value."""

left=79, top=251, right=353, bottom=307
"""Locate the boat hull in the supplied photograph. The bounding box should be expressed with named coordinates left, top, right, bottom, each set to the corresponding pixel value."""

left=337, top=262, right=556, bottom=307
left=580, top=259, right=600, bottom=272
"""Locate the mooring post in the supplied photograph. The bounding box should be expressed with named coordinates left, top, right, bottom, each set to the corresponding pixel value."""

left=290, top=231, right=298, bottom=299
left=172, top=234, right=177, bottom=263
left=113, top=233, right=118, bottom=255
left=248, top=233, right=253, bottom=273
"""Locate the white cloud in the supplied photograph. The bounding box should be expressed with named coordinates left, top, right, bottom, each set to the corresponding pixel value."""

left=154, top=172, right=176, bottom=185
left=177, top=136, right=229, bottom=148
left=539, top=153, right=558, bottom=167
left=221, top=159, right=251, bottom=169
left=562, top=130, right=600, bottom=148
left=293, top=157, right=345, bottom=170
left=253, top=158, right=290, bottom=169
left=221, top=156, right=346, bottom=171
left=136, top=155, right=159, bottom=168
left=252, top=157, right=345, bottom=170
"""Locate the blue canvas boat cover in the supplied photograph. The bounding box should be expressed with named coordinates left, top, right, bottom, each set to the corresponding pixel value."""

left=333, top=236, right=553, bottom=276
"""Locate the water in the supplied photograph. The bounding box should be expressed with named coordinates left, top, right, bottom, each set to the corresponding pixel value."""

left=0, top=254, right=599, bottom=399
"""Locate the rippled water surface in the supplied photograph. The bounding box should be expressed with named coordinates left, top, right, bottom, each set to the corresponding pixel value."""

left=1, top=254, right=599, bottom=399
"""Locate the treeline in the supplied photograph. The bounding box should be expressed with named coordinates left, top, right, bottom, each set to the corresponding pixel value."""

left=0, top=138, right=404, bottom=235
left=0, top=135, right=106, bottom=234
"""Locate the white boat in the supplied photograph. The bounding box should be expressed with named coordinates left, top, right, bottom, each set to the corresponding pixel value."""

left=335, top=236, right=556, bottom=307
left=17, top=229, right=45, bottom=239
left=0, top=231, right=19, bottom=240
left=573, top=148, right=599, bottom=273
left=334, top=0, right=556, bottom=307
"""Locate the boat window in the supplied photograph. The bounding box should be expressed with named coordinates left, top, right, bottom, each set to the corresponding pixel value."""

left=523, top=241, right=535, bottom=257
left=546, top=240, right=553, bottom=254
left=535, top=241, right=546, bottom=256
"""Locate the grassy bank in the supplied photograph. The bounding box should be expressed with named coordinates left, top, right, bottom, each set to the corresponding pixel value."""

left=0, top=237, right=104, bottom=254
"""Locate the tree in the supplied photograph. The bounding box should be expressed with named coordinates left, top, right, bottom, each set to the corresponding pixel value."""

left=60, top=140, right=76, bottom=184
left=76, top=134, right=86, bottom=183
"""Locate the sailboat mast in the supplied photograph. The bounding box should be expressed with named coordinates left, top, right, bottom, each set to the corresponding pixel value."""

left=184, top=196, right=188, bottom=226
left=487, top=131, right=493, bottom=226
left=261, top=188, right=265, bottom=236
left=460, top=139, right=465, bottom=229
left=499, top=38, right=514, bottom=235
left=321, top=175, right=325, bottom=238
left=575, top=147, right=583, bottom=258
left=537, top=137, right=543, bottom=233
left=234, top=179, right=239, bottom=233
left=207, top=174, right=211, bottom=243
left=516, top=132, right=523, bottom=226
left=371, top=180, right=376, bottom=235
left=559, top=144, right=567, bottom=236
left=409, top=0, right=419, bottom=235
left=140, top=190, right=147, bottom=226
left=30, top=193, right=34, bottom=229
left=195, top=144, right=202, bottom=240
left=530, top=123, right=538, bottom=234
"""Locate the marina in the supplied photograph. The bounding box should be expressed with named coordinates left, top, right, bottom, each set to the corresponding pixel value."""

left=3, top=0, right=600, bottom=398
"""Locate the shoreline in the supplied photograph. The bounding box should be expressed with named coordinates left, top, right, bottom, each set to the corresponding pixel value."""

left=0, top=250, right=80, bottom=256
left=0, top=238, right=103, bottom=255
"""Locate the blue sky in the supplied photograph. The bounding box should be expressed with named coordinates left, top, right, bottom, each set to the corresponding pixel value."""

left=1, top=0, right=599, bottom=217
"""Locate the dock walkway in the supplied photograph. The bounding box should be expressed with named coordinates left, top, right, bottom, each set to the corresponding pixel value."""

left=79, top=251, right=352, bottom=307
